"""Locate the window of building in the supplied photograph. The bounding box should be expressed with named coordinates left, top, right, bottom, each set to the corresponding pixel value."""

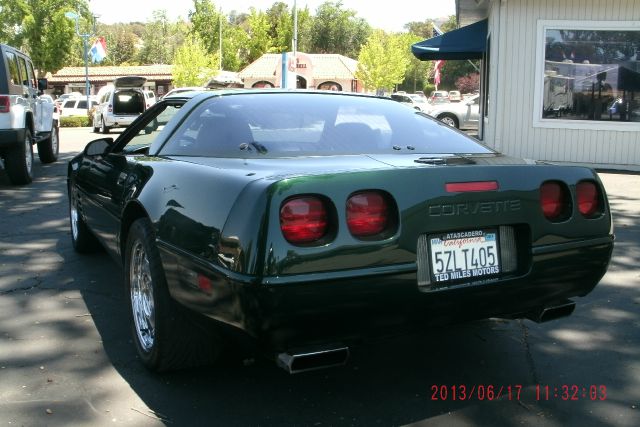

left=534, top=20, right=640, bottom=130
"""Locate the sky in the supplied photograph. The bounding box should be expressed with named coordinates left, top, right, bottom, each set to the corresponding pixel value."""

left=89, top=0, right=456, bottom=33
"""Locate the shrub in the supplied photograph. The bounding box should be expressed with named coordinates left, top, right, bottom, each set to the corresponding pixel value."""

left=60, top=116, right=90, bottom=127
left=422, top=83, right=436, bottom=95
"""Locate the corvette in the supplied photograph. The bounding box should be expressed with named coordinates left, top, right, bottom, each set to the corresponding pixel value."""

left=67, top=90, right=614, bottom=373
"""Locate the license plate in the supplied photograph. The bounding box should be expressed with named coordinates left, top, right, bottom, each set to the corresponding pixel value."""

left=429, top=229, right=500, bottom=283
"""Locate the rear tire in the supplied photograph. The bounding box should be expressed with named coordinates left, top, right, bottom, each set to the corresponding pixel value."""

left=5, top=128, right=34, bottom=185
left=37, top=122, right=59, bottom=163
left=100, top=118, right=110, bottom=134
left=125, top=218, right=222, bottom=372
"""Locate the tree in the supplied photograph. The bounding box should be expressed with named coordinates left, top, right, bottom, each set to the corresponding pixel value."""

left=99, top=23, right=139, bottom=66
left=172, top=36, right=218, bottom=87
left=245, top=8, right=272, bottom=63
left=398, top=33, right=432, bottom=93
left=221, top=24, right=249, bottom=71
left=455, top=73, right=480, bottom=93
left=137, top=10, right=184, bottom=64
left=356, top=30, right=411, bottom=94
left=189, top=0, right=222, bottom=56
left=310, top=1, right=370, bottom=58
left=0, top=0, right=90, bottom=75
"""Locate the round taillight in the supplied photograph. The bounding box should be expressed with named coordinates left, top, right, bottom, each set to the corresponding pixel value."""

left=280, top=196, right=328, bottom=244
left=540, top=181, right=568, bottom=220
left=347, top=191, right=389, bottom=237
left=576, top=181, right=600, bottom=217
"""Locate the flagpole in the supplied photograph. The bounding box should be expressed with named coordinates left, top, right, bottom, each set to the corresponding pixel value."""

left=292, top=0, right=298, bottom=56
left=65, top=11, right=96, bottom=114
left=219, top=8, right=223, bottom=71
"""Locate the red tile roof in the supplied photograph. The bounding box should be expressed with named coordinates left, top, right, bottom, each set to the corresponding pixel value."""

left=49, top=65, right=173, bottom=83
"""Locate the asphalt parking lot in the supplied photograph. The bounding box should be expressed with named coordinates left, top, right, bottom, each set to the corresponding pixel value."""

left=0, top=127, right=638, bottom=426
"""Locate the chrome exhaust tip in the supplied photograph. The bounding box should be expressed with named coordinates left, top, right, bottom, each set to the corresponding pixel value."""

left=277, top=345, right=349, bottom=374
left=526, top=300, right=576, bottom=323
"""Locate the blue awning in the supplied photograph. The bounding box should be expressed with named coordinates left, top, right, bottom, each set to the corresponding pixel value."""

left=411, top=19, right=488, bottom=61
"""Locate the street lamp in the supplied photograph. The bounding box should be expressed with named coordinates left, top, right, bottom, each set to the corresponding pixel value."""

left=65, top=11, right=96, bottom=114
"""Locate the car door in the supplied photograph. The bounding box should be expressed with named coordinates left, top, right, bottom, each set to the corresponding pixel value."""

left=75, top=100, right=185, bottom=257
left=16, top=54, right=37, bottom=118
left=463, top=96, right=480, bottom=129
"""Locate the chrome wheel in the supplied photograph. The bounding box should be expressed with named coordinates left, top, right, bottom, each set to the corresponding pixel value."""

left=439, top=116, right=458, bottom=128
left=24, top=134, right=32, bottom=174
left=130, top=241, right=156, bottom=352
left=51, top=127, right=58, bottom=155
left=70, top=203, right=79, bottom=241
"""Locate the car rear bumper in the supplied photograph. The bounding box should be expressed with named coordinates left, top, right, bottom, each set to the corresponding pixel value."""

left=105, top=115, right=137, bottom=128
left=159, top=235, right=613, bottom=351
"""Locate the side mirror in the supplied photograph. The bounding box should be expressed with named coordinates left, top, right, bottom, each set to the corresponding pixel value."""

left=84, top=138, right=114, bottom=156
left=37, top=78, right=48, bottom=92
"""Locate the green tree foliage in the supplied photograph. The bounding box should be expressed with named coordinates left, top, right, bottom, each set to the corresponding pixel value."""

left=172, top=36, right=218, bottom=87
left=189, top=0, right=222, bottom=56
left=398, top=33, right=432, bottom=93
left=0, top=0, right=90, bottom=75
left=246, top=8, right=272, bottom=64
left=356, top=30, right=411, bottom=93
left=266, top=2, right=291, bottom=52
left=137, top=10, right=185, bottom=64
left=403, top=20, right=434, bottom=39
left=310, top=1, right=370, bottom=58
left=221, top=24, right=249, bottom=71
left=98, top=23, right=139, bottom=66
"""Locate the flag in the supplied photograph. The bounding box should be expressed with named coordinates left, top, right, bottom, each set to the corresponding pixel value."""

left=434, top=59, right=445, bottom=87
left=90, top=37, right=107, bottom=63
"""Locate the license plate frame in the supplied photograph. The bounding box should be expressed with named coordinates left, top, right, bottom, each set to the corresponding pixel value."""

left=428, top=229, right=501, bottom=284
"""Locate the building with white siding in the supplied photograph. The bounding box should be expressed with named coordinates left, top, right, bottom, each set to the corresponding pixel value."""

left=416, top=0, right=640, bottom=170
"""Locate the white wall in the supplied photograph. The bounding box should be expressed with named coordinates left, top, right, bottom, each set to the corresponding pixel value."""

left=484, top=0, right=640, bottom=169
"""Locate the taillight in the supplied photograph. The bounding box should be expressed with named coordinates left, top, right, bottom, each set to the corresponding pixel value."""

left=280, top=196, right=329, bottom=244
left=576, top=181, right=601, bottom=217
left=347, top=191, right=390, bottom=237
left=0, top=96, right=10, bottom=113
left=540, top=181, right=569, bottom=220
left=108, top=104, right=113, bottom=113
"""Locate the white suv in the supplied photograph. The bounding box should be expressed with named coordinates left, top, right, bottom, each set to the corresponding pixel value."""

left=92, top=76, right=147, bottom=133
left=0, top=44, right=59, bottom=185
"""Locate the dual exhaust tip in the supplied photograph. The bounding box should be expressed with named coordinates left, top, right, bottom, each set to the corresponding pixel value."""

left=276, top=301, right=576, bottom=373
left=277, top=345, right=349, bottom=374
left=526, top=300, right=576, bottom=323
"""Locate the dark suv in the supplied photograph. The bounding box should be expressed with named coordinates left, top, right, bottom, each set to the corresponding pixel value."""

left=0, top=44, right=59, bottom=184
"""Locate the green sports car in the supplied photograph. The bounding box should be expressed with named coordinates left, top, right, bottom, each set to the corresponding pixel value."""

left=67, top=90, right=614, bottom=373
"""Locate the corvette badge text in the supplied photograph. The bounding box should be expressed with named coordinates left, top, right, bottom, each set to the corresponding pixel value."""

left=428, top=200, right=522, bottom=217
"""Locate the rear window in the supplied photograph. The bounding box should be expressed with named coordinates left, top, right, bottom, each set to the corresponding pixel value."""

left=159, top=92, right=491, bottom=157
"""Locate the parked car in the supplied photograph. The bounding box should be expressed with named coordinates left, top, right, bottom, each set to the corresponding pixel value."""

left=54, top=91, right=82, bottom=110
left=92, top=76, right=146, bottom=133
left=390, top=92, right=429, bottom=111
left=0, top=43, right=59, bottom=185
left=40, top=94, right=60, bottom=121
left=144, top=90, right=156, bottom=108
left=428, top=90, right=449, bottom=104
left=68, top=90, right=613, bottom=373
left=60, top=98, right=98, bottom=117
left=162, top=86, right=206, bottom=99
left=448, top=90, right=462, bottom=102
left=425, top=93, right=481, bottom=129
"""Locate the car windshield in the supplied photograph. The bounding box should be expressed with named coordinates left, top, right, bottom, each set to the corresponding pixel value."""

left=159, top=92, right=492, bottom=157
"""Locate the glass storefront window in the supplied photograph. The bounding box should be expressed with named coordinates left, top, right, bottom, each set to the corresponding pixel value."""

left=541, top=26, right=640, bottom=123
